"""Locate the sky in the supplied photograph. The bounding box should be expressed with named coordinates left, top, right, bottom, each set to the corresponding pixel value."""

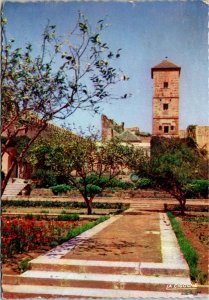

left=3, top=0, right=208, bottom=134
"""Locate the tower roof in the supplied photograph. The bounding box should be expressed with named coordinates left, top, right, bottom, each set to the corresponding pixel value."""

left=151, top=59, right=181, bottom=78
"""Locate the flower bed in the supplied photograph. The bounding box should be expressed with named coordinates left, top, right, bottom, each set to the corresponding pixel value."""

left=2, top=216, right=84, bottom=261
left=2, top=215, right=109, bottom=275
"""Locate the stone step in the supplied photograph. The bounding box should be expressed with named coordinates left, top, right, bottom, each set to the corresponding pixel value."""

left=3, top=285, right=201, bottom=299
left=3, top=270, right=191, bottom=291
left=3, top=181, right=28, bottom=197
left=124, top=209, right=165, bottom=214
left=130, top=204, right=163, bottom=206
left=28, top=258, right=189, bottom=277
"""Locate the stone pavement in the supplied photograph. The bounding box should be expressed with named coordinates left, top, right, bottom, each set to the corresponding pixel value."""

left=3, top=208, right=207, bottom=299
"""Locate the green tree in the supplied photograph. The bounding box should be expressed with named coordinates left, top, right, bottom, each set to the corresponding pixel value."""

left=1, top=13, right=129, bottom=194
left=132, top=137, right=207, bottom=215
left=28, top=135, right=140, bottom=214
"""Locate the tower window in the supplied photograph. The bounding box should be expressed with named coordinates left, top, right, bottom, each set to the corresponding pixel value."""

left=159, top=126, right=162, bottom=130
left=163, top=103, right=168, bottom=110
left=171, top=126, right=174, bottom=130
left=164, top=82, right=168, bottom=88
left=164, top=126, right=169, bottom=133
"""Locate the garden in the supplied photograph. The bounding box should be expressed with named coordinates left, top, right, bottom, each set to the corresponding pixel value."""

left=2, top=211, right=110, bottom=275
left=2, top=199, right=129, bottom=276
left=168, top=211, right=209, bottom=289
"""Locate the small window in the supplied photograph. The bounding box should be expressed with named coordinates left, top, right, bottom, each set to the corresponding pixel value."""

left=163, top=103, right=168, bottom=110
left=171, top=126, right=174, bottom=130
left=159, top=126, right=162, bottom=130
left=164, top=82, right=168, bottom=88
left=164, top=126, right=169, bottom=133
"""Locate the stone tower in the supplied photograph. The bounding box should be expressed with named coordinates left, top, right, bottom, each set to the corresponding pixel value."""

left=151, top=59, right=181, bottom=137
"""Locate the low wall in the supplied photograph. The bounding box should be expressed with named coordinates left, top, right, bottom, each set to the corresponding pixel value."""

left=27, top=188, right=173, bottom=199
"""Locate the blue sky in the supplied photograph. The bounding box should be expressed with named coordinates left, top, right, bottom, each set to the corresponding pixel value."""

left=3, top=1, right=208, bottom=133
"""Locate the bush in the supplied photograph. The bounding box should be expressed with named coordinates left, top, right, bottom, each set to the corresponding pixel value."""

left=50, top=184, right=71, bottom=195
left=25, top=214, right=33, bottom=220
left=185, top=180, right=208, bottom=198
left=109, top=178, right=134, bottom=190
left=135, top=178, right=153, bottom=189
left=56, top=213, right=80, bottom=221
left=19, top=258, right=31, bottom=273
left=33, top=169, right=57, bottom=188
left=86, top=184, right=102, bottom=196
left=2, top=218, right=50, bottom=259
left=2, top=200, right=128, bottom=210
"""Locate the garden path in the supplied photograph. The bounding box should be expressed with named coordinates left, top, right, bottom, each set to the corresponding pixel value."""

left=3, top=206, right=207, bottom=299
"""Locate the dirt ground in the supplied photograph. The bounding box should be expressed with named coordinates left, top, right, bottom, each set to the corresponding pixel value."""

left=2, top=246, right=52, bottom=275
left=176, top=213, right=209, bottom=284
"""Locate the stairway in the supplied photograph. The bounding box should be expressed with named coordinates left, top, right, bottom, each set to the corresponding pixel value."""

left=128, top=202, right=165, bottom=213
left=2, top=178, right=30, bottom=199
left=3, top=258, right=193, bottom=299
left=3, top=213, right=194, bottom=299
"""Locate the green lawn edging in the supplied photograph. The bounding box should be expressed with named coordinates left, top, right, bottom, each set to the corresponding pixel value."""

left=58, top=216, right=109, bottom=244
left=166, top=212, right=201, bottom=282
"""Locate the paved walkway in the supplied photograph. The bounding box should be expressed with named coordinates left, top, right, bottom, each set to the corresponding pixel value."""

left=3, top=208, right=208, bottom=299
left=64, top=212, right=161, bottom=262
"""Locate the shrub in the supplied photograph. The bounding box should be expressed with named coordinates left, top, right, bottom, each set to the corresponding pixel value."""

left=40, top=210, right=49, bottom=214
left=33, top=169, right=57, bottom=188
left=135, top=178, right=153, bottom=189
left=19, top=258, right=31, bottom=273
left=25, top=214, right=33, bottom=220
left=185, top=180, right=208, bottom=198
left=50, top=184, right=71, bottom=195
left=56, top=214, right=80, bottom=221
left=2, top=200, right=128, bottom=210
left=109, top=178, right=134, bottom=190
left=86, top=184, right=102, bottom=196
left=2, top=218, right=50, bottom=259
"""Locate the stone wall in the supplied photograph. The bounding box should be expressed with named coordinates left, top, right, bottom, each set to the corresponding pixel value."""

left=101, top=114, right=124, bottom=141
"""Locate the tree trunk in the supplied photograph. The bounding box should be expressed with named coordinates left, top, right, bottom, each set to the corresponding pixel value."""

left=86, top=199, right=92, bottom=215
left=83, top=196, right=93, bottom=215
left=87, top=203, right=92, bottom=215
left=177, top=196, right=186, bottom=215
left=169, top=185, right=187, bottom=216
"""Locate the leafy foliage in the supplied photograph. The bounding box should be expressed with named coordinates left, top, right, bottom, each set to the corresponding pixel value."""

left=2, top=200, right=127, bottom=210
left=32, top=169, right=57, bottom=188
left=56, top=213, right=79, bottom=221
left=132, top=137, right=206, bottom=214
left=135, top=178, right=153, bottom=189
left=28, top=134, right=140, bottom=214
left=2, top=215, right=108, bottom=261
left=50, top=184, right=71, bottom=195
left=109, top=178, right=134, bottom=189
left=185, top=180, right=208, bottom=199
left=65, top=216, right=109, bottom=241
left=1, top=12, right=129, bottom=193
